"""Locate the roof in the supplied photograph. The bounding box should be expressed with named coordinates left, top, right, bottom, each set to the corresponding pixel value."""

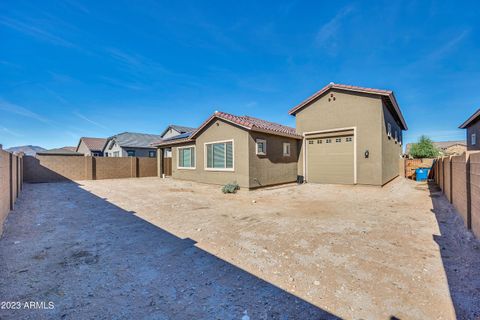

left=105, top=132, right=163, bottom=149
left=61, top=146, right=77, bottom=152
left=77, top=137, right=107, bottom=152
left=459, top=108, right=480, bottom=129
left=191, top=111, right=301, bottom=139
left=160, top=124, right=196, bottom=138
left=405, top=140, right=466, bottom=154
left=288, top=82, right=408, bottom=130
left=154, top=111, right=301, bottom=147
left=37, top=148, right=83, bottom=156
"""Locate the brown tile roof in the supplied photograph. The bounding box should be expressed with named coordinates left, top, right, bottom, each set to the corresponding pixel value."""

left=79, top=137, right=107, bottom=152
left=153, top=111, right=301, bottom=147
left=288, top=82, right=408, bottom=130
left=459, top=108, right=480, bottom=129
left=191, top=111, right=301, bottom=140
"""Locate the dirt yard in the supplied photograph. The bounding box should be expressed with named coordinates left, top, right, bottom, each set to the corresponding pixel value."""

left=1, top=177, right=479, bottom=319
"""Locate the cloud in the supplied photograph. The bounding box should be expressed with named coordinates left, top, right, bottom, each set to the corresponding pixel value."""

left=0, top=126, right=23, bottom=137
left=73, top=112, right=108, bottom=129
left=0, top=16, right=76, bottom=48
left=427, top=29, right=470, bottom=61
left=0, top=99, right=50, bottom=123
left=315, top=6, right=354, bottom=48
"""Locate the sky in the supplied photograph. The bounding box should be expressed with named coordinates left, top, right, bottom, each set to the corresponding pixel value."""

left=1, top=0, right=479, bottom=149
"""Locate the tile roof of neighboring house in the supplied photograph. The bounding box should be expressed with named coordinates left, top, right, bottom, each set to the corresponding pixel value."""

left=78, top=137, right=107, bottom=152
left=160, top=124, right=196, bottom=137
left=61, top=146, right=77, bottom=152
left=37, top=148, right=83, bottom=156
left=405, top=140, right=466, bottom=154
left=106, top=132, right=163, bottom=149
left=153, top=111, right=301, bottom=147
left=459, top=108, right=480, bottom=129
left=288, top=82, right=408, bottom=130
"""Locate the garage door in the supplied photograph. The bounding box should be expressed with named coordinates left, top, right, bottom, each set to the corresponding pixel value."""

left=306, top=134, right=354, bottom=184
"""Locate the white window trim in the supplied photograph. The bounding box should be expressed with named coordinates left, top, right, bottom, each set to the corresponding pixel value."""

left=204, top=139, right=235, bottom=172
left=472, top=133, right=477, bottom=146
left=394, top=130, right=398, bottom=143
left=256, top=139, right=267, bottom=156
left=283, top=142, right=291, bottom=156
left=387, top=123, right=392, bottom=138
left=177, top=145, right=196, bottom=170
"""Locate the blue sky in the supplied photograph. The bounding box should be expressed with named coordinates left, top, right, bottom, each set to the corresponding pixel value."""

left=1, top=0, right=479, bottom=149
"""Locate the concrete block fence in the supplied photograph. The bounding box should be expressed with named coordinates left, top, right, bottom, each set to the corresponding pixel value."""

left=0, top=147, right=23, bottom=235
left=433, top=152, right=480, bottom=238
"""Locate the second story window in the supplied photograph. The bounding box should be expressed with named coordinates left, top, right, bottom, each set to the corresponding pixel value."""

left=127, top=150, right=135, bottom=157
left=472, top=133, right=477, bottom=146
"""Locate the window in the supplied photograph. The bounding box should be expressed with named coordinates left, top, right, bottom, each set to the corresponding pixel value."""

left=149, top=150, right=156, bottom=158
left=113, top=151, right=120, bottom=157
left=326, top=139, right=332, bottom=143
left=205, top=141, right=233, bottom=170
left=317, top=139, right=322, bottom=144
left=387, top=123, right=392, bottom=138
left=92, top=152, right=100, bottom=157
left=178, top=146, right=195, bottom=169
left=346, top=137, right=352, bottom=142
left=472, top=133, right=477, bottom=146
left=394, top=130, right=398, bottom=143
left=283, top=143, right=291, bottom=156
left=308, top=140, right=314, bottom=145
left=336, top=138, right=341, bottom=143
left=127, top=150, right=135, bottom=157
left=256, top=139, right=267, bottom=155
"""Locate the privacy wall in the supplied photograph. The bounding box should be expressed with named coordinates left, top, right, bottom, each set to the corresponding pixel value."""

left=24, top=155, right=157, bottom=183
left=0, top=148, right=23, bottom=235
left=434, top=152, right=480, bottom=238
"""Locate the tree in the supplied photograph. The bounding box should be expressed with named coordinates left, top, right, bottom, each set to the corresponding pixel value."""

left=409, top=135, right=440, bottom=158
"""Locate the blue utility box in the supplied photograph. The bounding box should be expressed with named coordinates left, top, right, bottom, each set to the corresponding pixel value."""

left=415, top=168, right=429, bottom=182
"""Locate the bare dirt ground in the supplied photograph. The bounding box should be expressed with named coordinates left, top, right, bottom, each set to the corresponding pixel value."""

left=1, top=177, right=479, bottom=320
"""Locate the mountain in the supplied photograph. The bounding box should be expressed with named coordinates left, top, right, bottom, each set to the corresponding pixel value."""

left=5, top=145, right=46, bottom=156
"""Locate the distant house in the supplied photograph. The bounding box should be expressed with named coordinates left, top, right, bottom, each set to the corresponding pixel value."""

left=76, top=137, right=107, bottom=156
left=60, top=146, right=77, bottom=152
left=102, top=132, right=162, bottom=158
left=160, top=125, right=196, bottom=139
left=459, top=108, right=480, bottom=151
left=37, top=148, right=83, bottom=156
left=405, top=140, right=467, bottom=157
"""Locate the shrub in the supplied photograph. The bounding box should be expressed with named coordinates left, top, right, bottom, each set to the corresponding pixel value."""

left=222, top=182, right=240, bottom=194
left=410, top=135, right=440, bottom=159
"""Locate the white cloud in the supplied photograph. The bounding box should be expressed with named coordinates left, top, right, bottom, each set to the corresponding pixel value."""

left=0, top=99, right=50, bottom=123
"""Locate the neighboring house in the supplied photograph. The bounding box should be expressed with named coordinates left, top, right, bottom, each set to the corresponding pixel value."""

left=60, top=146, right=77, bottom=152
left=37, top=148, right=83, bottom=156
left=103, top=132, right=162, bottom=157
left=459, top=108, right=480, bottom=151
left=159, top=124, right=196, bottom=158
left=154, top=111, right=301, bottom=189
left=289, top=83, right=407, bottom=186
left=405, top=141, right=467, bottom=157
left=155, top=82, right=408, bottom=188
left=76, top=137, right=107, bottom=156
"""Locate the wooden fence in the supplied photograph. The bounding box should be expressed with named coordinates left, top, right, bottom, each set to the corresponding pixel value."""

left=24, top=155, right=157, bottom=183
left=433, top=152, right=480, bottom=238
left=0, top=148, right=23, bottom=235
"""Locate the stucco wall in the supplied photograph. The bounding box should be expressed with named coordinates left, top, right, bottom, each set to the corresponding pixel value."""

left=162, top=128, right=181, bottom=139
left=171, top=119, right=250, bottom=188
left=466, top=118, right=480, bottom=151
left=248, top=132, right=299, bottom=188
left=295, top=90, right=383, bottom=185
left=77, top=140, right=90, bottom=156
left=381, top=103, right=403, bottom=185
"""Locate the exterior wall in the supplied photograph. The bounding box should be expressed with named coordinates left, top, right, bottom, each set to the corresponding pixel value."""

left=0, top=149, right=23, bottom=235
left=95, top=158, right=133, bottom=180
left=466, top=118, right=480, bottom=151
left=24, top=155, right=87, bottom=182
left=162, top=128, right=181, bottom=139
left=171, top=119, right=250, bottom=188
left=471, top=152, right=480, bottom=237
left=443, top=157, right=452, bottom=202
left=295, top=90, right=384, bottom=185
left=138, top=157, right=157, bottom=177
left=381, top=103, right=403, bottom=184
left=77, top=140, right=91, bottom=156
left=104, top=140, right=123, bottom=157
left=248, top=132, right=299, bottom=188
left=452, top=154, right=468, bottom=226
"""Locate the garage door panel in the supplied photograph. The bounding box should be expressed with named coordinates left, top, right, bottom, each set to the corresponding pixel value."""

left=307, top=135, right=354, bottom=184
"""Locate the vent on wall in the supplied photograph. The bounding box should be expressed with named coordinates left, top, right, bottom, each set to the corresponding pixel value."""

left=328, top=93, right=336, bottom=102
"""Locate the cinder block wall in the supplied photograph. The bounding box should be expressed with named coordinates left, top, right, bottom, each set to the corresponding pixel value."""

left=452, top=154, right=468, bottom=227
left=24, top=155, right=157, bottom=182
left=471, top=153, right=480, bottom=238
left=443, top=157, right=452, bottom=202
left=0, top=149, right=23, bottom=235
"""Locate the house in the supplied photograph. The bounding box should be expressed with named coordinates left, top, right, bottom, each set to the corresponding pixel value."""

left=155, top=82, right=408, bottom=188
left=459, top=108, right=480, bottom=151
left=154, top=112, right=301, bottom=188
left=60, top=146, right=77, bottom=152
left=76, top=137, right=107, bottom=156
left=405, top=140, right=467, bottom=157
left=103, top=132, right=162, bottom=157
left=159, top=124, right=196, bottom=159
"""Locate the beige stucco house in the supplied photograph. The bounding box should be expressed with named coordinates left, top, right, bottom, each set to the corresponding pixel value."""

left=76, top=137, right=107, bottom=156
left=155, top=83, right=408, bottom=188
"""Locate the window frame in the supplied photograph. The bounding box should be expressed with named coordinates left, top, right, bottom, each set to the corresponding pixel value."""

left=283, top=142, right=291, bottom=157
left=387, top=122, right=392, bottom=138
left=472, top=133, right=477, bottom=146
left=256, top=139, right=267, bottom=156
left=177, top=145, right=196, bottom=170
left=127, top=150, right=136, bottom=157
left=148, top=150, right=156, bottom=158
left=204, top=139, right=234, bottom=172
